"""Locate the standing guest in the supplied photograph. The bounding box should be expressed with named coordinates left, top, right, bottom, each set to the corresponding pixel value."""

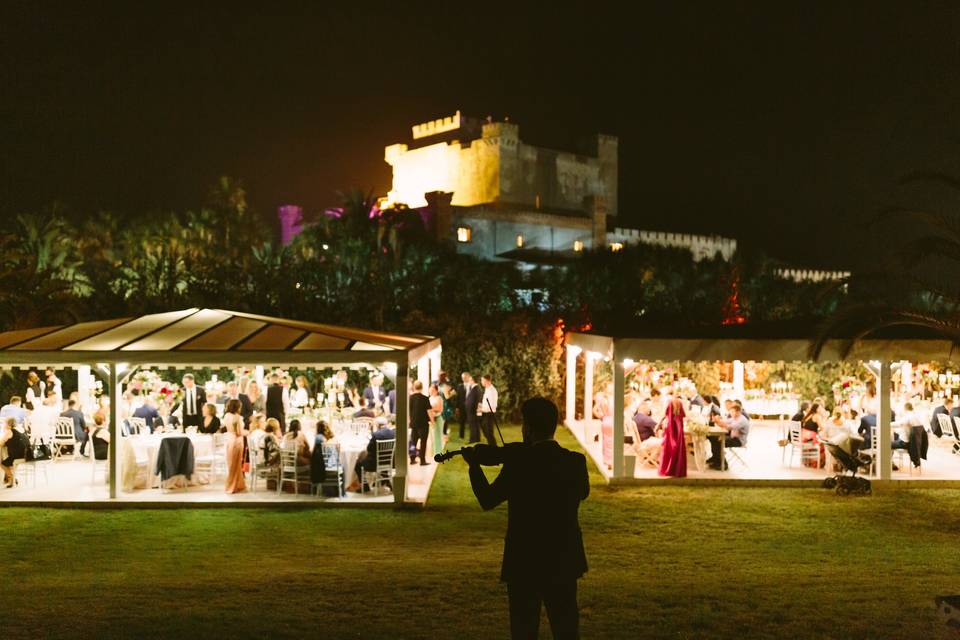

left=180, top=374, right=206, bottom=430
left=283, top=419, right=312, bottom=467
left=0, top=396, right=27, bottom=429
left=61, top=398, right=88, bottom=456
left=352, top=397, right=376, bottom=419
left=931, top=396, right=954, bottom=438
left=199, top=403, right=221, bottom=434
left=223, top=381, right=252, bottom=424
left=858, top=381, right=880, bottom=446
left=385, top=388, right=397, bottom=416
left=334, top=370, right=354, bottom=409
left=0, top=417, right=22, bottom=487
left=24, top=371, right=44, bottom=411
left=281, top=374, right=294, bottom=414
left=708, top=401, right=751, bottom=470
left=409, top=381, right=432, bottom=465
left=245, top=380, right=266, bottom=417
left=478, top=374, right=499, bottom=446
left=292, top=375, right=311, bottom=410
left=31, top=390, right=61, bottom=445
left=362, top=374, right=387, bottom=413
left=594, top=384, right=614, bottom=469
left=456, top=373, right=470, bottom=439
left=658, top=395, right=687, bottom=477
left=461, top=373, right=482, bottom=443
left=440, top=381, right=456, bottom=436
left=265, top=373, right=286, bottom=433
left=44, top=367, right=63, bottom=401
left=428, top=383, right=444, bottom=440
left=463, top=397, right=589, bottom=640
left=132, top=396, right=160, bottom=433
left=222, top=399, right=247, bottom=494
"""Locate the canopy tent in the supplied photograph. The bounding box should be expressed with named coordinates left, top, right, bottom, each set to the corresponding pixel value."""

left=564, top=330, right=960, bottom=483
left=0, top=308, right=442, bottom=504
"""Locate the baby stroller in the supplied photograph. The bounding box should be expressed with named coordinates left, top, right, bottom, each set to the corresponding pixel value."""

left=822, top=433, right=872, bottom=496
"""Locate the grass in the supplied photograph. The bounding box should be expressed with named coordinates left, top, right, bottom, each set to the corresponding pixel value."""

left=1, top=424, right=958, bottom=639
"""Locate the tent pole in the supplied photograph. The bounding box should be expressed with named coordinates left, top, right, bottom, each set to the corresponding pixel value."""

left=394, top=362, right=409, bottom=506
left=108, top=363, right=119, bottom=499
left=612, top=346, right=625, bottom=478
left=878, top=361, right=892, bottom=481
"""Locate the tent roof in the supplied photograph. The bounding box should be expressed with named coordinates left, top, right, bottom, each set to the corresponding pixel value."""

left=0, top=309, right=439, bottom=366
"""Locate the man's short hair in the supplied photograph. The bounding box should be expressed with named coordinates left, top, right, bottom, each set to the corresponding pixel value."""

left=413, top=380, right=423, bottom=392
left=947, top=397, right=955, bottom=405
left=522, top=397, right=559, bottom=439
left=68, top=399, right=76, bottom=408
left=482, top=374, right=492, bottom=383
left=182, top=373, right=195, bottom=382
left=45, top=389, right=56, bottom=397
left=10, top=396, right=21, bottom=405
left=732, top=401, right=743, bottom=412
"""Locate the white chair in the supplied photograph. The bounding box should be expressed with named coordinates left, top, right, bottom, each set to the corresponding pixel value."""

left=211, top=433, right=227, bottom=478
left=127, top=417, right=147, bottom=436
left=277, top=442, right=308, bottom=495
left=249, top=442, right=279, bottom=492
left=950, top=417, right=960, bottom=456
left=314, top=442, right=343, bottom=498
left=937, top=414, right=953, bottom=441
left=725, top=440, right=748, bottom=469
left=351, top=421, right=373, bottom=438
left=52, top=417, right=78, bottom=460
left=366, top=438, right=395, bottom=496
left=784, top=421, right=803, bottom=467
left=13, top=456, right=49, bottom=488
left=892, top=446, right=912, bottom=475
left=860, top=425, right=878, bottom=476
left=91, top=454, right=109, bottom=485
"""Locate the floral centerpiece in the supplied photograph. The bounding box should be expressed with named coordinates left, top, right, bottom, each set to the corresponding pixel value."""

left=832, top=376, right=865, bottom=402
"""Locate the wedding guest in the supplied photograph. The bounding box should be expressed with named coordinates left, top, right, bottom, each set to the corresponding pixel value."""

left=61, top=398, right=88, bottom=456
left=222, top=399, right=247, bottom=494
left=362, top=374, right=387, bottom=412
left=266, top=373, right=286, bottom=433
left=199, top=403, right=221, bottom=434
left=858, top=381, right=880, bottom=446
left=0, top=417, right=21, bottom=487
left=90, top=414, right=110, bottom=461
left=594, top=384, right=614, bottom=469
left=658, top=396, right=687, bottom=477
left=352, top=397, right=376, bottom=419
left=0, top=396, right=27, bottom=428
left=708, top=400, right=750, bottom=470
left=353, top=422, right=396, bottom=492
left=316, top=420, right=336, bottom=444
left=292, top=375, right=310, bottom=409
left=799, top=402, right=826, bottom=468
left=440, top=381, right=456, bottom=436
left=791, top=401, right=810, bottom=423
left=409, top=381, right=432, bottom=465
left=334, top=370, right=354, bottom=409
left=386, top=388, right=397, bottom=416
left=223, top=381, right=252, bottom=424
left=132, top=396, right=160, bottom=433
left=262, top=419, right=282, bottom=468
left=25, top=371, right=44, bottom=411
left=247, top=415, right=267, bottom=454
left=31, top=390, right=61, bottom=445
left=930, top=396, right=953, bottom=438
left=180, top=374, right=206, bottom=430
left=44, top=367, right=62, bottom=401
left=632, top=398, right=659, bottom=441
left=155, top=401, right=180, bottom=432
left=283, top=419, right=312, bottom=467
left=281, top=374, right=293, bottom=414
left=429, top=383, right=444, bottom=440
left=460, top=373, right=481, bottom=442
left=245, top=380, right=266, bottom=416
left=478, top=374, right=499, bottom=446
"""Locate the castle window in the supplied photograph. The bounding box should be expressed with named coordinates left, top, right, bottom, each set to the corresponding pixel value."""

left=516, top=234, right=525, bottom=248
left=456, top=226, right=472, bottom=243
left=610, top=242, right=624, bottom=253
left=573, top=240, right=584, bottom=252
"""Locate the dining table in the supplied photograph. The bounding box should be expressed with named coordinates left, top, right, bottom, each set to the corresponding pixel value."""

left=120, top=433, right=214, bottom=491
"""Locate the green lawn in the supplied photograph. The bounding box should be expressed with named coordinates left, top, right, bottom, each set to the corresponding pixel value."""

left=1, top=425, right=958, bottom=639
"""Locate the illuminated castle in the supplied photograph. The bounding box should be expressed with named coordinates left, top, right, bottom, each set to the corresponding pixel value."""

left=382, top=111, right=617, bottom=261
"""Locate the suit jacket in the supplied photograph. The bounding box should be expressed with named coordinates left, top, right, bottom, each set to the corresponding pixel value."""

left=266, top=384, right=286, bottom=428
left=409, top=393, right=431, bottom=429
left=632, top=412, right=657, bottom=441
left=224, top=394, right=253, bottom=423
left=180, top=387, right=206, bottom=426
left=455, top=383, right=468, bottom=410
left=363, top=427, right=396, bottom=472
left=362, top=386, right=387, bottom=408
left=469, top=440, right=590, bottom=583
left=132, top=404, right=160, bottom=432
left=931, top=405, right=950, bottom=437
left=60, top=408, right=87, bottom=439
left=463, top=384, right=482, bottom=415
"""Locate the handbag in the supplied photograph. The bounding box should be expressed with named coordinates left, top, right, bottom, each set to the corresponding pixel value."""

left=33, top=442, right=51, bottom=461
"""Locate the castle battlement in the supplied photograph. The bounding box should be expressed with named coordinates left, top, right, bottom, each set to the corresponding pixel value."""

left=608, top=227, right=738, bottom=262
left=412, top=111, right=463, bottom=140
left=774, top=268, right=850, bottom=283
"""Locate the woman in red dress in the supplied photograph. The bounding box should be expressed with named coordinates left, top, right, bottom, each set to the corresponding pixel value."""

left=658, top=398, right=687, bottom=477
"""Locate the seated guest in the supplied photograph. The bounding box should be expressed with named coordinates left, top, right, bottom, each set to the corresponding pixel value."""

left=893, top=402, right=922, bottom=450
left=261, top=419, right=281, bottom=468
left=632, top=398, right=659, bottom=442
left=199, top=403, right=221, bottom=434
left=291, top=375, right=310, bottom=410
left=799, top=402, right=826, bottom=468
left=931, top=396, right=954, bottom=438
left=247, top=415, right=267, bottom=454
left=707, top=400, right=750, bottom=470
left=154, top=402, right=180, bottom=432
left=90, top=414, right=110, bottom=461
left=0, top=417, right=23, bottom=487
left=352, top=397, right=376, bottom=419
left=132, top=396, right=160, bottom=433
left=351, top=422, right=396, bottom=492
left=61, top=398, right=88, bottom=456
left=0, top=396, right=28, bottom=428
left=31, top=390, right=61, bottom=444
left=791, top=401, right=810, bottom=423
left=363, top=374, right=387, bottom=413
left=316, top=420, right=336, bottom=445
left=282, top=419, right=311, bottom=467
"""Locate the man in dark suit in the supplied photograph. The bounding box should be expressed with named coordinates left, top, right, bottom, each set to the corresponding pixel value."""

left=354, top=423, right=397, bottom=491
left=461, top=373, right=482, bottom=443
left=409, top=381, right=432, bottom=465
left=132, top=397, right=161, bottom=433
left=463, top=397, right=590, bottom=640
left=931, top=397, right=954, bottom=438
left=455, top=372, right=470, bottom=439
left=223, top=381, right=253, bottom=424
left=60, top=398, right=88, bottom=455
left=362, top=374, right=387, bottom=413
left=266, top=373, right=286, bottom=433
left=180, top=374, right=206, bottom=430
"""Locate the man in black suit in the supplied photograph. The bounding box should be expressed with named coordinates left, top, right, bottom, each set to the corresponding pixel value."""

left=463, top=397, right=589, bottom=640
left=265, top=373, right=286, bottom=433
left=455, top=372, right=470, bottom=439
left=362, top=374, right=387, bottom=413
left=224, top=381, right=253, bottom=424
left=409, top=380, right=432, bottom=465
left=132, top=397, right=161, bottom=433
left=60, top=398, right=88, bottom=455
left=354, top=423, right=397, bottom=491
left=931, top=397, right=954, bottom=438
left=461, top=372, right=482, bottom=443
left=180, top=374, right=206, bottom=430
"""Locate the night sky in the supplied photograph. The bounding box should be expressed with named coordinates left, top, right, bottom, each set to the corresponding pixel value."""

left=3, top=2, right=960, bottom=267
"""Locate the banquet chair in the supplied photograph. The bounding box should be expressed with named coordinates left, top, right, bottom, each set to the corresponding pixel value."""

left=860, top=425, right=879, bottom=476
left=365, top=438, right=396, bottom=496
left=725, top=440, right=748, bottom=470
left=249, top=443, right=278, bottom=492
left=350, top=421, right=373, bottom=438
left=784, top=422, right=803, bottom=467
left=210, top=433, right=227, bottom=478
left=127, top=417, right=147, bottom=436
left=52, top=417, right=79, bottom=461
left=314, top=442, right=343, bottom=498
left=891, top=447, right=912, bottom=476
left=950, top=417, right=960, bottom=456
left=277, top=443, right=308, bottom=495
left=91, top=453, right=109, bottom=485
left=937, top=414, right=953, bottom=443
left=13, top=457, right=49, bottom=489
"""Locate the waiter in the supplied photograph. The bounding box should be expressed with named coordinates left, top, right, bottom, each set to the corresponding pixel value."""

left=463, top=397, right=590, bottom=639
left=180, top=374, right=206, bottom=430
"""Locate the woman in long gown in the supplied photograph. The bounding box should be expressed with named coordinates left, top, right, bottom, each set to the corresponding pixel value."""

left=658, top=397, right=687, bottom=478
left=594, top=387, right=614, bottom=469
left=223, top=399, right=247, bottom=494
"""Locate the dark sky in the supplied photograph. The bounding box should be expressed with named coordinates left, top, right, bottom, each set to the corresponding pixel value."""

left=3, top=2, right=960, bottom=267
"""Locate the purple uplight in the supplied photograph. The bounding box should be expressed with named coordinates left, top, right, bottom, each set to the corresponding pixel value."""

left=278, top=205, right=304, bottom=246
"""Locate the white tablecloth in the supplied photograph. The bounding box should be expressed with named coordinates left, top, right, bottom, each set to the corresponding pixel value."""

left=742, top=398, right=800, bottom=417
left=121, top=434, right=213, bottom=490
